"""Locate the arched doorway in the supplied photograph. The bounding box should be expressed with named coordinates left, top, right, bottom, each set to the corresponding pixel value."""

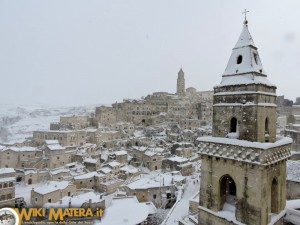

left=219, top=175, right=237, bottom=211
left=271, top=178, right=278, bottom=213
left=230, top=117, right=238, bottom=133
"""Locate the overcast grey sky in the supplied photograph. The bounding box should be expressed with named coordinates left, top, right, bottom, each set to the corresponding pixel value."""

left=0, top=0, right=299, bottom=106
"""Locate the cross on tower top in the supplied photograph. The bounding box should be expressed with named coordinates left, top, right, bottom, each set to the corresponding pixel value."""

left=242, top=9, right=250, bottom=21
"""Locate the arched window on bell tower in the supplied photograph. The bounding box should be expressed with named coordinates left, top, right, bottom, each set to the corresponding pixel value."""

left=230, top=117, right=238, bottom=133
left=271, top=177, right=278, bottom=214
left=219, top=175, right=237, bottom=211
left=265, top=117, right=269, bottom=142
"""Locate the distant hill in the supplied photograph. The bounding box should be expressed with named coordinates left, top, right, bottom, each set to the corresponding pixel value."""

left=0, top=104, right=96, bottom=144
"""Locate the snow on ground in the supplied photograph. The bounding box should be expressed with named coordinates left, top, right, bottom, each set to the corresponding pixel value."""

left=0, top=104, right=95, bottom=144
left=15, top=182, right=37, bottom=206
left=163, top=176, right=200, bottom=225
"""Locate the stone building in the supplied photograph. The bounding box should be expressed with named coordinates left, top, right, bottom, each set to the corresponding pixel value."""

left=94, top=106, right=117, bottom=127
left=108, top=150, right=128, bottom=164
left=0, top=168, right=16, bottom=208
left=0, top=145, right=42, bottom=168
left=73, top=171, right=106, bottom=191
left=98, top=177, right=124, bottom=194
left=162, top=156, right=195, bottom=176
left=33, top=130, right=86, bottom=147
left=286, top=160, right=300, bottom=200
left=197, top=19, right=292, bottom=225
left=31, top=181, right=77, bottom=207
left=285, top=124, right=300, bottom=152
left=131, top=146, right=164, bottom=171
left=43, top=141, right=75, bottom=169
left=120, top=176, right=178, bottom=208
left=50, top=115, right=90, bottom=130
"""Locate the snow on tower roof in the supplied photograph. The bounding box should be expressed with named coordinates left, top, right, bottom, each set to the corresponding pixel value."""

left=216, top=74, right=275, bottom=88
left=234, top=21, right=255, bottom=49
left=219, top=20, right=275, bottom=88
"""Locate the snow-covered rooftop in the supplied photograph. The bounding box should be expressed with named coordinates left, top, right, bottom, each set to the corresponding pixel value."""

left=84, top=157, right=97, bottom=164
left=108, top=161, right=121, bottom=168
left=114, top=150, right=127, bottom=156
left=120, top=165, right=139, bottom=174
left=0, top=177, right=16, bottom=183
left=0, top=168, right=16, bottom=175
left=168, top=156, right=189, bottom=163
left=99, top=196, right=155, bottom=225
left=33, top=181, right=70, bottom=195
left=44, top=192, right=103, bottom=209
left=45, top=140, right=59, bottom=145
left=287, top=160, right=300, bottom=182
left=217, top=22, right=276, bottom=88
left=216, top=74, right=275, bottom=88
left=99, top=167, right=112, bottom=174
left=2, top=146, right=38, bottom=152
left=47, top=144, right=65, bottom=151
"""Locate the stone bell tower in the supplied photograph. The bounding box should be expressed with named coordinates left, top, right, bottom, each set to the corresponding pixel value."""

left=177, top=67, right=186, bottom=96
left=198, top=18, right=292, bottom=225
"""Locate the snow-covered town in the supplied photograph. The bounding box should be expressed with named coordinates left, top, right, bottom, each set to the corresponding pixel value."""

left=1, top=2, right=300, bottom=225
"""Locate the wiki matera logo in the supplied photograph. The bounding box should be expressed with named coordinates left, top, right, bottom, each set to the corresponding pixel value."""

left=0, top=208, right=18, bottom=225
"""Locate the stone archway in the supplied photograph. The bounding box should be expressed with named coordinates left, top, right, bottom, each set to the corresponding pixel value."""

left=219, top=175, right=237, bottom=211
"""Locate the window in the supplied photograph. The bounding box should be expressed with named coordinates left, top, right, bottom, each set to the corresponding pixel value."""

left=265, top=117, right=269, bottom=134
left=48, top=199, right=51, bottom=203
left=153, top=194, right=157, bottom=199
left=35, top=198, right=37, bottom=202
left=230, top=117, right=238, bottom=133
left=237, top=55, right=243, bottom=64
left=68, top=192, right=71, bottom=196
left=271, top=178, right=278, bottom=213
left=253, top=53, right=258, bottom=64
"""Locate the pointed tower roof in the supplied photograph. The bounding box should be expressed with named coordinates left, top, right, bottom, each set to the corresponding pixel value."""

left=234, top=20, right=255, bottom=49
left=218, top=20, right=275, bottom=88
left=178, top=67, right=184, bottom=75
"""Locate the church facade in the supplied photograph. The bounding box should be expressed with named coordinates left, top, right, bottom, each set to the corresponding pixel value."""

left=197, top=19, right=292, bottom=225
